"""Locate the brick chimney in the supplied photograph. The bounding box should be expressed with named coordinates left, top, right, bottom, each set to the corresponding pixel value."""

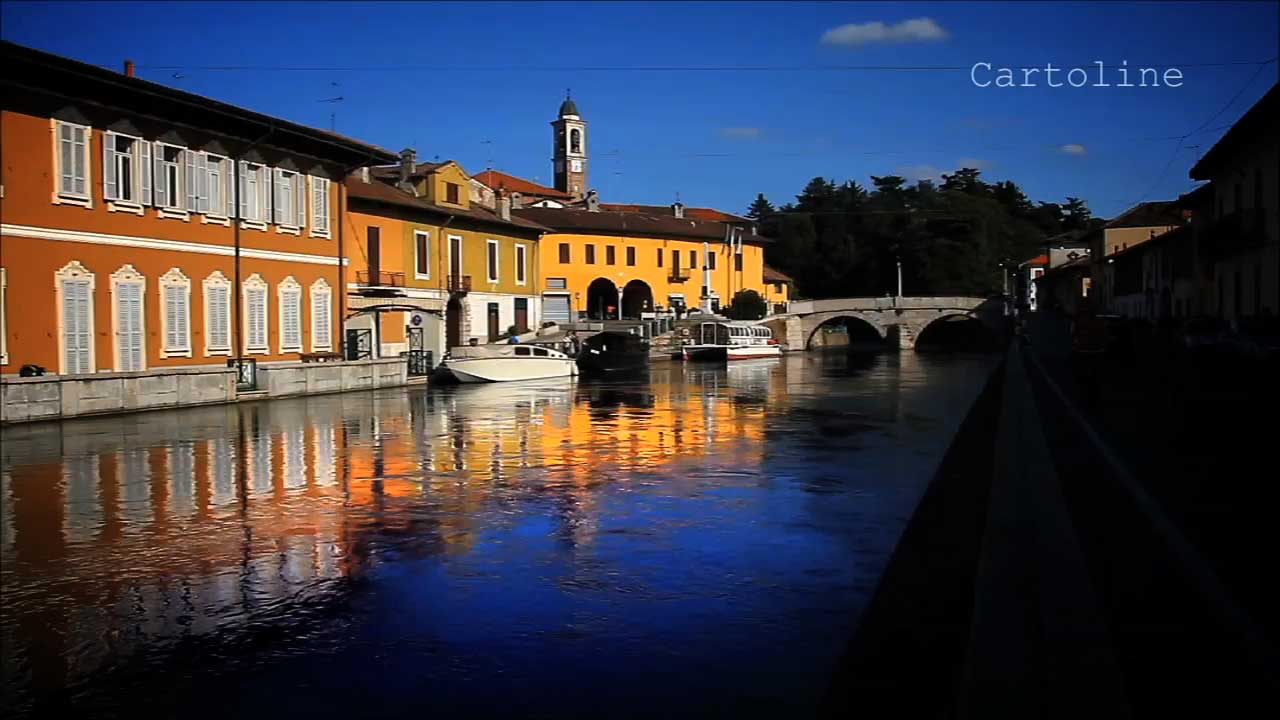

left=124, top=59, right=135, bottom=77
left=496, top=187, right=511, bottom=221
left=586, top=189, right=600, bottom=212
left=398, top=148, right=416, bottom=189
left=511, top=191, right=523, bottom=210
left=360, top=167, right=370, bottom=183
left=672, top=201, right=685, bottom=219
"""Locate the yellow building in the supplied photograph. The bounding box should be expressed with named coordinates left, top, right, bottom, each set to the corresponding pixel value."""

left=513, top=204, right=771, bottom=321
left=762, top=265, right=793, bottom=314
left=344, top=152, right=547, bottom=359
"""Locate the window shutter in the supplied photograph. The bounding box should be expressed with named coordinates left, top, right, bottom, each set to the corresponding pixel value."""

left=185, top=150, right=198, bottom=211
left=58, top=125, right=74, bottom=194
left=176, top=286, right=189, bottom=350
left=165, top=287, right=179, bottom=349
left=258, top=166, right=271, bottom=223
left=195, top=153, right=208, bottom=213
left=238, top=162, right=248, bottom=219
left=295, top=176, right=306, bottom=228
left=208, top=286, right=229, bottom=350
left=313, top=290, right=331, bottom=350
left=139, top=141, right=152, bottom=206
left=103, top=133, right=118, bottom=200
left=225, top=163, right=236, bottom=218
left=273, top=169, right=285, bottom=224
left=153, top=146, right=168, bottom=209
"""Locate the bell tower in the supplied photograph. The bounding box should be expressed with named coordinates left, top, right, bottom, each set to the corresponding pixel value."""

left=551, top=90, right=587, bottom=199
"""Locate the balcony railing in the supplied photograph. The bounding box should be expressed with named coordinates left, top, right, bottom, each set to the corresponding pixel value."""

left=669, top=267, right=691, bottom=282
left=355, top=270, right=405, bottom=287
left=447, top=274, right=472, bottom=293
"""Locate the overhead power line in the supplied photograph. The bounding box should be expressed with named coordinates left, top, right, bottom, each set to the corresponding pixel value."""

left=134, top=58, right=1278, bottom=73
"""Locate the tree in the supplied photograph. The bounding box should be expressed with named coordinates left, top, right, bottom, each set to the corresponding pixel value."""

left=746, top=193, right=775, bottom=219
left=724, top=289, right=768, bottom=320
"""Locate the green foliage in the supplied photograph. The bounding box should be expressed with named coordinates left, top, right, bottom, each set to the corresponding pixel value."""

left=723, top=289, right=768, bottom=320
left=754, top=167, right=1098, bottom=299
left=746, top=193, right=775, bottom=219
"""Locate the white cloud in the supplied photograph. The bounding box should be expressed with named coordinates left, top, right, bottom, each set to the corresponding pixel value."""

left=1060, top=144, right=1087, bottom=155
left=720, top=127, right=763, bottom=140
left=897, top=164, right=944, bottom=182
left=821, top=18, right=949, bottom=47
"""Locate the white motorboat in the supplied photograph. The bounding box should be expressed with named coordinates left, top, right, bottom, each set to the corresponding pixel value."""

left=682, top=321, right=783, bottom=361
left=436, top=343, right=578, bottom=383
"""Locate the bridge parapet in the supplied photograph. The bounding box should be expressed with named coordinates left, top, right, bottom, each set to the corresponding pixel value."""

left=787, top=296, right=986, bottom=315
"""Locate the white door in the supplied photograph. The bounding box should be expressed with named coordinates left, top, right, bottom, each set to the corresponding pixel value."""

left=116, top=282, right=145, bottom=371
left=62, top=279, right=93, bottom=374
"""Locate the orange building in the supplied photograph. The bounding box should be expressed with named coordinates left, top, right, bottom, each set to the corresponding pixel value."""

left=0, top=41, right=397, bottom=377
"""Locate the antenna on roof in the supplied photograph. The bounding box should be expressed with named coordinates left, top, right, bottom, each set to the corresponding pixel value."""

left=318, top=87, right=343, bottom=131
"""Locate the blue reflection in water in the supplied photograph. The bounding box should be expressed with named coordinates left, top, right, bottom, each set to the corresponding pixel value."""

left=0, top=352, right=996, bottom=718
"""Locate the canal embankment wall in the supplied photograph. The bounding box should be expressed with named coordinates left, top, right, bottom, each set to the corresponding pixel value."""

left=1, top=358, right=408, bottom=425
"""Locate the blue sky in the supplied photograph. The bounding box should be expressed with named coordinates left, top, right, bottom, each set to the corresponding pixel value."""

left=3, top=1, right=1276, bottom=218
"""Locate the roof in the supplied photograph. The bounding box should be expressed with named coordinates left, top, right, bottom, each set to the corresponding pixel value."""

left=559, top=96, right=580, bottom=117
left=1104, top=201, right=1184, bottom=229
left=370, top=160, right=449, bottom=181
left=1020, top=254, right=1050, bottom=267
left=346, top=176, right=549, bottom=233
left=1037, top=254, right=1092, bottom=281
left=763, top=265, right=794, bottom=284
left=473, top=170, right=572, bottom=199
left=0, top=41, right=398, bottom=167
left=512, top=207, right=772, bottom=245
left=1191, top=82, right=1278, bottom=180
left=1107, top=223, right=1191, bottom=261
left=600, top=203, right=750, bottom=223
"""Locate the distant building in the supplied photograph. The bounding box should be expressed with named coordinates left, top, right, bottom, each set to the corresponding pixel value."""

left=1017, top=255, right=1049, bottom=312
left=1089, top=201, right=1187, bottom=314
left=762, top=265, right=793, bottom=315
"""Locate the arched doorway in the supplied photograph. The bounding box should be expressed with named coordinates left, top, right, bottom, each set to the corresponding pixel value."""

left=446, top=297, right=463, bottom=349
left=805, top=316, right=886, bottom=350
left=620, top=279, right=654, bottom=320
left=586, top=278, right=619, bottom=320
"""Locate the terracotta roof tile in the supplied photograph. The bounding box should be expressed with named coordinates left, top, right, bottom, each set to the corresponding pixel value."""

left=345, top=176, right=548, bottom=232
left=511, top=207, right=770, bottom=245
left=600, top=203, right=750, bottom=223
left=762, top=265, right=794, bottom=283
left=473, top=170, right=572, bottom=198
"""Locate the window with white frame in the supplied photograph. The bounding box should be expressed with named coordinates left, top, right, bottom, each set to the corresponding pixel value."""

left=278, top=276, right=303, bottom=353
left=487, top=239, right=500, bottom=283
left=515, top=244, right=528, bottom=286
left=104, top=132, right=151, bottom=206
left=203, top=271, right=232, bottom=355
left=238, top=162, right=271, bottom=224
left=243, top=273, right=269, bottom=353
left=153, top=143, right=185, bottom=212
left=159, top=268, right=192, bottom=357
left=310, top=176, right=331, bottom=237
left=110, top=264, right=147, bottom=372
left=414, top=230, right=431, bottom=279
left=310, top=278, right=333, bottom=351
left=56, top=261, right=96, bottom=375
left=273, top=169, right=306, bottom=230
left=202, top=153, right=233, bottom=217
left=55, top=121, right=91, bottom=202
left=185, top=150, right=203, bottom=213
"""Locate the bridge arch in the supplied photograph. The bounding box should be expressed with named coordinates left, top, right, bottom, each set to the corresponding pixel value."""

left=804, top=312, right=888, bottom=350
left=912, top=312, right=1001, bottom=351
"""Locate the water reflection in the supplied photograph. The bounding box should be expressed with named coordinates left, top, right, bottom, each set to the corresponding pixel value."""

left=1, top=352, right=997, bottom=717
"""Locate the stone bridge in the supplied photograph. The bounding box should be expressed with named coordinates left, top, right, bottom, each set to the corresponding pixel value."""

left=762, top=296, right=1005, bottom=350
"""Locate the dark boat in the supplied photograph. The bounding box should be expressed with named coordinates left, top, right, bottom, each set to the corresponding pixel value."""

left=576, top=331, right=650, bottom=375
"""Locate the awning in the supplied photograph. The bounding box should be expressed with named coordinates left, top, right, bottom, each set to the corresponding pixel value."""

left=347, top=295, right=444, bottom=313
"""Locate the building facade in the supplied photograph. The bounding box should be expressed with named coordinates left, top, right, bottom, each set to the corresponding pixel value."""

left=1189, top=83, right=1278, bottom=321
left=514, top=206, right=770, bottom=321
left=345, top=156, right=547, bottom=357
left=0, top=41, right=395, bottom=379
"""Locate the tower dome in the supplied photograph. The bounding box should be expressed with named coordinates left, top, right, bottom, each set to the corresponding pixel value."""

left=558, top=95, right=579, bottom=117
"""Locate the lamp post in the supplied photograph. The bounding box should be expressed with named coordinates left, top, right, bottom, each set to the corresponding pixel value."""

left=896, top=257, right=903, bottom=298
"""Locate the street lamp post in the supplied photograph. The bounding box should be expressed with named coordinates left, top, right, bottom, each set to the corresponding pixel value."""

left=896, top=257, right=903, bottom=298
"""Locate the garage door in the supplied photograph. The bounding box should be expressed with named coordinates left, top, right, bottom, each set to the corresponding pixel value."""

left=543, top=294, right=571, bottom=324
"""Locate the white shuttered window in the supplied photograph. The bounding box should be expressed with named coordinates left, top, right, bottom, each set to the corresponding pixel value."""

left=56, top=121, right=90, bottom=200
left=204, top=271, right=232, bottom=355
left=279, top=277, right=302, bottom=353
left=104, top=132, right=151, bottom=205
left=310, top=279, right=332, bottom=351
left=160, top=269, right=192, bottom=357
left=56, top=261, right=96, bottom=375
left=111, top=265, right=147, bottom=372
left=310, top=176, right=331, bottom=237
left=243, top=274, right=268, bottom=353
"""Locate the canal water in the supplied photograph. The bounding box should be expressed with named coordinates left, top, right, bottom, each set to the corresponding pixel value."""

left=1, top=351, right=997, bottom=718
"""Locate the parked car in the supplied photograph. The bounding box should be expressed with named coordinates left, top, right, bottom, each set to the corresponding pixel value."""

left=1180, top=315, right=1230, bottom=353
left=1223, top=317, right=1280, bottom=361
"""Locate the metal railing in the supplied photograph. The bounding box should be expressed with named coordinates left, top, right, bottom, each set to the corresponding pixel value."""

left=404, top=350, right=434, bottom=377
left=355, top=270, right=405, bottom=287
left=447, top=274, right=472, bottom=293
left=227, top=358, right=257, bottom=391
left=669, top=267, right=691, bottom=282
